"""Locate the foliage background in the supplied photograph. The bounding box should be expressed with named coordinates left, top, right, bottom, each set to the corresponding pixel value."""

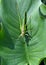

left=0, top=0, right=46, bottom=65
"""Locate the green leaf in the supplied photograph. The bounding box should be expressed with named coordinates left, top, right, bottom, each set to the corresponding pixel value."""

left=1, top=0, right=21, bottom=40
left=0, top=0, right=46, bottom=65
left=17, top=0, right=32, bottom=19
left=0, top=0, right=21, bottom=49
left=0, top=56, right=7, bottom=65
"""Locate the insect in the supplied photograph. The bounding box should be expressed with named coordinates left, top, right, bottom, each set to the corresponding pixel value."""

left=19, top=12, right=32, bottom=46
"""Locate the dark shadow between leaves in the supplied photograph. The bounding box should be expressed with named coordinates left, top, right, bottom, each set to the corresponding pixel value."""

left=39, top=58, right=46, bottom=65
